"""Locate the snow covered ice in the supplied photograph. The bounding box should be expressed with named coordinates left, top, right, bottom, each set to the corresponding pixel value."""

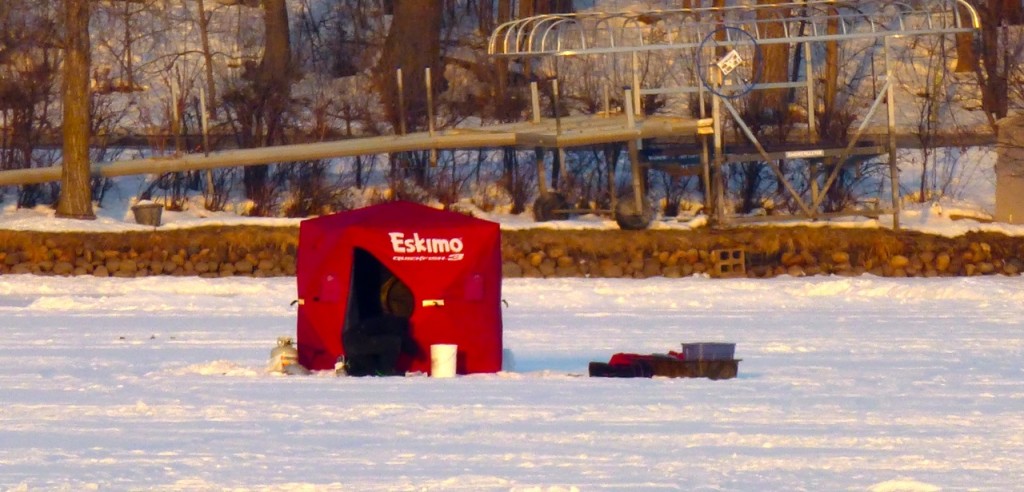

left=1, top=274, right=1022, bottom=491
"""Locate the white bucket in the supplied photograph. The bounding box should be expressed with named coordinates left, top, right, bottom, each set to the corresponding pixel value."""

left=430, top=344, right=458, bottom=378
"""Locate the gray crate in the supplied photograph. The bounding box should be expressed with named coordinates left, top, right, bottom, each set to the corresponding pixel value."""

left=681, top=342, right=735, bottom=361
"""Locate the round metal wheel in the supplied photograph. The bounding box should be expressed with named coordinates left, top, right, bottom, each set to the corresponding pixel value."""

left=614, top=193, right=653, bottom=230
left=696, top=26, right=762, bottom=99
left=532, top=192, right=570, bottom=222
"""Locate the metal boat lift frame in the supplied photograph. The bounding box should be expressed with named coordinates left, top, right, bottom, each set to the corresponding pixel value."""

left=489, top=0, right=981, bottom=228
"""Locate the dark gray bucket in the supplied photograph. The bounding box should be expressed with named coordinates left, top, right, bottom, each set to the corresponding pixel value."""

left=131, top=203, right=163, bottom=227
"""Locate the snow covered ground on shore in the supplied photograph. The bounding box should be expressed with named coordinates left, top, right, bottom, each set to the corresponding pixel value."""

left=2, top=143, right=1022, bottom=238
left=1, top=275, right=1021, bottom=491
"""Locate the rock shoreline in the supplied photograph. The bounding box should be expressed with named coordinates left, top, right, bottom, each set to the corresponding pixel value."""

left=0, top=227, right=298, bottom=278
left=501, top=228, right=1024, bottom=279
left=1, top=226, right=1022, bottom=279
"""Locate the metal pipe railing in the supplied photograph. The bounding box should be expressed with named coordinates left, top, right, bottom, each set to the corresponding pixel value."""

left=488, top=0, right=980, bottom=58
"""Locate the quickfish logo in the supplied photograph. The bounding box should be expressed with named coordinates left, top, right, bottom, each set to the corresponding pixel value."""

left=388, top=232, right=465, bottom=261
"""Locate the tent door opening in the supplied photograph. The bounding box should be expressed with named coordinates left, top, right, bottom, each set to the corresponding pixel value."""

left=343, top=248, right=414, bottom=330
left=341, top=248, right=415, bottom=376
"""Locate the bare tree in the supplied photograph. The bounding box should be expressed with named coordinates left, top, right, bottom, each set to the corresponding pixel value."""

left=749, top=0, right=791, bottom=126
left=55, top=0, right=94, bottom=219
left=376, top=0, right=442, bottom=134
left=962, top=0, right=1023, bottom=126
left=899, top=30, right=975, bottom=204
left=0, top=1, right=61, bottom=208
left=220, top=0, right=294, bottom=214
left=193, top=0, right=220, bottom=118
left=374, top=0, right=442, bottom=190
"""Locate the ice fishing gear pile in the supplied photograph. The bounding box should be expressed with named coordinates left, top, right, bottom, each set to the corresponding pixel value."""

left=589, top=343, right=740, bottom=380
left=268, top=336, right=310, bottom=375
left=267, top=334, right=737, bottom=380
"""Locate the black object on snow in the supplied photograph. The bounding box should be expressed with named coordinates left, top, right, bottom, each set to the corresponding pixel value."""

left=342, top=314, right=417, bottom=376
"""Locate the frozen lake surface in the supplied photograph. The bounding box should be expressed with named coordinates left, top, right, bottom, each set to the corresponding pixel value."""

left=1, top=275, right=1021, bottom=491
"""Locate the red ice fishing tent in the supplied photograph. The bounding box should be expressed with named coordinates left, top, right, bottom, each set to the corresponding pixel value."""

left=296, top=201, right=503, bottom=374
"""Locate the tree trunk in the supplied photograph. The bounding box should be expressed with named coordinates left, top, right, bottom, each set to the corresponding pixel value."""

left=260, top=0, right=290, bottom=79
left=477, top=0, right=493, bottom=35
left=750, top=0, right=790, bottom=125
left=494, top=0, right=512, bottom=121
left=975, top=0, right=1009, bottom=124
left=195, top=0, right=219, bottom=118
left=998, top=0, right=1022, bottom=24
left=258, top=0, right=291, bottom=144
left=56, top=0, right=95, bottom=220
left=819, top=2, right=842, bottom=141
left=376, top=0, right=442, bottom=133
left=518, top=1, right=535, bottom=18
left=376, top=0, right=443, bottom=189
left=823, top=10, right=838, bottom=117
left=496, top=0, right=518, bottom=206
left=243, top=0, right=292, bottom=202
left=519, top=0, right=573, bottom=15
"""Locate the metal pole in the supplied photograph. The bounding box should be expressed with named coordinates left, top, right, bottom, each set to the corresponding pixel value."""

left=535, top=147, right=549, bottom=195
left=624, top=88, right=635, bottom=129
left=631, top=51, right=642, bottom=117
left=0, top=131, right=522, bottom=187
left=200, top=88, right=215, bottom=199
left=425, top=67, right=435, bottom=138
left=631, top=52, right=644, bottom=152
left=396, top=68, right=406, bottom=135
left=812, top=79, right=891, bottom=209
left=805, top=39, right=820, bottom=208
left=552, top=78, right=561, bottom=136
left=558, top=148, right=568, bottom=192
left=700, top=142, right=712, bottom=214
left=199, top=88, right=209, bottom=155
left=426, top=67, right=437, bottom=167
left=624, top=89, right=643, bottom=211
left=720, top=99, right=817, bottom=217
left=712, top=92, right=725, bottom=225
left=885, top=37, right=900, bottom=230
left=627, top=140, right=644, bottom=212
left=171, top=82, right=181, bottom=154
left=607, top=146, right=618, bottom=214
left=603, top=84, right=610, bottom=116
left=700, top=84, right=712, bottom=215
left=551, top=78, right=567, bottom=189
left=530, top=81, right=541, bottom=124
left=804, top=39, right=817, bottom=140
